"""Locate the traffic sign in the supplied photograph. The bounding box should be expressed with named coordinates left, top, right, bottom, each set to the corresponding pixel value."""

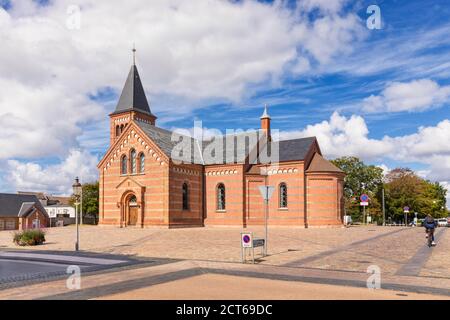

left=403, top=206, right=410, bottom=213
left=258, top=186, right=275, bottom=201
left=241, top=233, right=253, bottom=248
left=360, top=201, right=369, bottom=206
left=360, top=194, right=369, bottom=202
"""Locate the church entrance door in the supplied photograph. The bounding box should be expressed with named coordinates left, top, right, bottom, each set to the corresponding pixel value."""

left=125, top=194, right=139, bottom=226
left=129, top=207, right=138, bottom=226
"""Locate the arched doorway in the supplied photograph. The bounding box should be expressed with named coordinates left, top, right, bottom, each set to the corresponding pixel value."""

left=125, top=194, right=139, bottom=226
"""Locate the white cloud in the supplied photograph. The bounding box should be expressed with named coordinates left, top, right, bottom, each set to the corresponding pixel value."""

left=5, top=149, right=98, bottom=195
left=302, top=14, right=363, bottom=65
left=279, top=112, right=450, bottom=165
left=279, top=112, right=393, bottom=160
left=298, top=0, right=349, bottom=14
left=377, top=164, right=390, bottom=176
left=362, top=79, right=450, bottom=113
left=0, top=78, right=104, bottom=159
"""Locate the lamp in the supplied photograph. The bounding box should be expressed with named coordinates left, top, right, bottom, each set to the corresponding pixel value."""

left=72, top=177, right=82, bottom=199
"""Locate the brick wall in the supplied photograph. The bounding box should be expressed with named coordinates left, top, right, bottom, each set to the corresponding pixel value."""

left=246, top=163, right=306, bottom=226
left=20, top=209, right=48, bottom=230
left=204, top=164, right=245, bottom=226
left=306, top=172, right=345, bottom=226
left=168, top=164, right=204, bottom=227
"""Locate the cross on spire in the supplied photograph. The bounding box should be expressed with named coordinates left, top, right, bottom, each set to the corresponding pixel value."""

left=261, top=103, right=270, bottom=119
left=132, top=43, right=136, bottom=65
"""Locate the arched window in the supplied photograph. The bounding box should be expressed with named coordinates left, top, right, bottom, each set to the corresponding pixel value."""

left=130, top=149, right=137, bottom=174
left=121, top=155, right=128, bottom=175
left=217, top=183, right=226, bottom=210
left=120, top=124, right=124, bottom=133
left=139, top=153, right=145, bottom=173
left=182, top=183, right=189, bottom=210
left=129, top=195, right=137, bottom=206
left=279, top=183, right=288, bottom=208
left=115, top=125, right=120, bottom=137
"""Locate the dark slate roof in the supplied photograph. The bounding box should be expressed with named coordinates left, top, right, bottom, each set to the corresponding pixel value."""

left=277, top=137, right=316, bottom=162
left=135, top=120, right=317, bottom=165
left=200, top=131, right=262, bottom=165
left=0, top=193, right=48, bottom=218
left=17, top=191, right=46, bottom=200
left=112, top=65, right=155, bottom=117
left=258, top=137, right=316, bottom=163
left=136, top=120, right=204, bottom=164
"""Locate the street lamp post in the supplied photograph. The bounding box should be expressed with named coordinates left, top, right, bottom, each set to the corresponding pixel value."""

left=361, top=183, right=366, bottom=225
left=382, top=188, right=386, bottom=226
left=72, top=177, right=82, bottom=252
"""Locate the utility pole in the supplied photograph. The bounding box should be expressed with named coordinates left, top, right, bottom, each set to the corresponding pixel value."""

left=382, top=188, right=386, bottom=226
left=264, top=196, right=268, bottom=256
left=363, top=205, right=366, bottom=225
left=80, top=185, right=83, bottom=225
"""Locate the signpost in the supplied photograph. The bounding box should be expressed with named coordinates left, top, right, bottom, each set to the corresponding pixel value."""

left=258, top=185, right=274, bottom=256
left=360, top=194, right=369, bottom=224
left=403, top=206, right=410, bottom=226
left=241, top=232, right=265, bottom=264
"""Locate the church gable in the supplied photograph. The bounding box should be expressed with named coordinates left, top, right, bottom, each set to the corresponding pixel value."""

left=98, top=121, right=168, bottom=173
left=115, top=176, right=146, bottom=189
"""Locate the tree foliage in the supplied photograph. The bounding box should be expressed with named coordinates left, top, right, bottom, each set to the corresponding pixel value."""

left=385, top=171, right=447, bottom=220
left=69, top=181, right=99, bottom=221
left=331, top=157, right=383, bottom=221
left=331, top=157, right=448, bottom=223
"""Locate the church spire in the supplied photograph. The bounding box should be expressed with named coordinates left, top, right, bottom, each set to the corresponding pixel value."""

left=112, top=47, right=155, bottom=118
left=260, top=103, right=270, bottom=119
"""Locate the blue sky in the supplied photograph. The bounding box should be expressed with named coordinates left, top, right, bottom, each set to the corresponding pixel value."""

left=0, top=0, right=449, bottom=205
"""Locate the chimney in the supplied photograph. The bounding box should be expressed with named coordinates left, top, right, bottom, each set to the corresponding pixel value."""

left=260, top=104, right=271, bottom=140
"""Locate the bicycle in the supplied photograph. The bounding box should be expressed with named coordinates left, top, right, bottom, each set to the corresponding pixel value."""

left=426, top=228, right=435, bottom=247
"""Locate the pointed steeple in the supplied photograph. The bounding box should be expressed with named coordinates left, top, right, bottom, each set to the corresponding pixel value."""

left=112, top=48, right=155, bottom=117
left=260, top=104, right=270, bottom=119
left=260, top=104, right=271, bottom=140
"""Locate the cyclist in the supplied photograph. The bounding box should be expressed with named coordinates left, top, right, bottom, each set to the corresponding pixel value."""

left=423, top=214, right=438, bottom=246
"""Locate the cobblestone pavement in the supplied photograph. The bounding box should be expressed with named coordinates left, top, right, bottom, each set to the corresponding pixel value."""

left=0, top=225, right=448, bottom=299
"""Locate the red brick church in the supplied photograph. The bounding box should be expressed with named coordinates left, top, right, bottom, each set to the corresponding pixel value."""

left=98, top=59, right=345, bottom=228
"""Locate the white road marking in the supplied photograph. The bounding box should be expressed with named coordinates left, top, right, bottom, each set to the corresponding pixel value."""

left=0, top=252, right=127, bottom=265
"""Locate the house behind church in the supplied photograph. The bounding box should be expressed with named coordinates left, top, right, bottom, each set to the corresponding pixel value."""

left=0, top=193, right=49, bottom=231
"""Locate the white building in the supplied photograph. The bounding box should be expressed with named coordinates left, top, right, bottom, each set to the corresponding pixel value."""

left=44, top=205, right=75, bottom=218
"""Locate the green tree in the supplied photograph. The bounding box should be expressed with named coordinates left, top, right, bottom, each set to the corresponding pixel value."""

left=69, top=181, right=99, bottom=223
left=331, top=157, right=383, bottom=222
left=384, top=169, right=448, bottom=221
